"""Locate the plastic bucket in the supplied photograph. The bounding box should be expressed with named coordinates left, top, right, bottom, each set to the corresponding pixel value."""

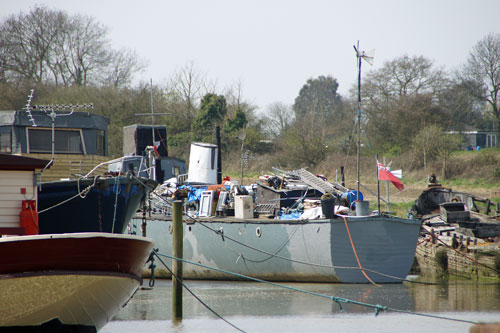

left=355, top=200, right=370, bottom=216
left=321, top=198, right=335, bottom=219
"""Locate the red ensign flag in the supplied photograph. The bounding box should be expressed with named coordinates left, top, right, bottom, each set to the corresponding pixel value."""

left=377, top=161, right=404, bottom=191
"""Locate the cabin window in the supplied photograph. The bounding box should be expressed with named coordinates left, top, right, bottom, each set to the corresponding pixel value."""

left=487, top=134, right=497, bottom=148
left=96, top=130, right=105, bottom=155
left=28, top=128, right=84, bottom=154
left=0, top=131, right=11, bottom=153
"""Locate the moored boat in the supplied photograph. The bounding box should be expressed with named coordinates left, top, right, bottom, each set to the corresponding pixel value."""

left=133, top=213, right=420, bottom=283
left=0, top=232, right=153, bottom=331
left=133, top=163, right=421, bottom=284
left=1, top=153, right=155, bottom=331
left=410, top=176, right=500, bottom=279
left=37, top=173, right=157, bottom=234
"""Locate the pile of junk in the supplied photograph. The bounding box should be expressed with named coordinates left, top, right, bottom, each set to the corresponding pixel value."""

left=148, top=142, right=369, bottom=220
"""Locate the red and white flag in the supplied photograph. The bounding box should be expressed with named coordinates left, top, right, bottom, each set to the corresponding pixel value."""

left=377, top=161, right=404, bottom=191
left=152, top=141, right=161, bottom=158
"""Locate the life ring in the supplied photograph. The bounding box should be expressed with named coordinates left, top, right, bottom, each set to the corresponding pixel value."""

left=451, top=197, right=461, bottom=202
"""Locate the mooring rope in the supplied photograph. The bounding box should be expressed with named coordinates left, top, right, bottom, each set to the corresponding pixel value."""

left=153, top=252, right=246, bottom=333
left=111, top=174, right=121, bottom=233
left=155, top=251, right=479, bottom=325
left=341, top=215, right=379, bottom=286
left=193, top=218, right=434, bottom=284
left=38, top=176, right=99, bottom=214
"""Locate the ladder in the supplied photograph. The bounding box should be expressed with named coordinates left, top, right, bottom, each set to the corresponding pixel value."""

left=295, top=168, right=347, bottom=196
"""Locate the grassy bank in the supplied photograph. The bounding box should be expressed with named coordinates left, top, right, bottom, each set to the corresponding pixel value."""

left=220, top=148, right=500, bottom=218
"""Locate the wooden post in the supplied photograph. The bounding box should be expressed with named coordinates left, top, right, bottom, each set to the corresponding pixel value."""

left=172, top=200, right=183, bottom=322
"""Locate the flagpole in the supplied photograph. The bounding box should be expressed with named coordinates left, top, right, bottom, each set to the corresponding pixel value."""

left=384, top=156, right=390, bottom=211
left=376, top=155, right=380, bottom=214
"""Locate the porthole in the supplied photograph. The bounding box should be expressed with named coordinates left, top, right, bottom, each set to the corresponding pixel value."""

left=168, top=225, right=173, bottom=234
left=256, top=227, right=262, bottom=237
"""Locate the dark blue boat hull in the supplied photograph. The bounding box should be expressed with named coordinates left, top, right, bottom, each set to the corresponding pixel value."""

left=37, top=176, right=156, bottom=234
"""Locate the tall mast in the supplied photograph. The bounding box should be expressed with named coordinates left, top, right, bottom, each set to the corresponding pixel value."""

left=353, top=41, right=374, bottom=202
left=355, top=41, right=362, bottom=201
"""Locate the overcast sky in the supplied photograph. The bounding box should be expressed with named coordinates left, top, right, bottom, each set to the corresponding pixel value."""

left=2, top=0, right=500, bottom=112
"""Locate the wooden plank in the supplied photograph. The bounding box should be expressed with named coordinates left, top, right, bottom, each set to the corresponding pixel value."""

left=0, top=207, right=22, bottom=216
left=0, top=178, right=34, bottom=187
left=0, top=201, right=22, bottom=209
left=20, top=153, right=110, bottom=182
left=0, top=193, right=36, bottom=201
left=0, top=170, right=33, bottom=179
left=0, top=185, right=35, bottom=194
left=0, top=216, right=19, bottom=224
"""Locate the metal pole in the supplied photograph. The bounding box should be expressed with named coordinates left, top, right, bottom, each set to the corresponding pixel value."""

left=376, top=155, right=380, bottom=214
left=150, top=78, right=155, bottom=144
left=340, top=165, right=345, bottom=187
left=384, top=156, right=390, bottom=211
left=150, top=79, right=157, bottom=180
left=172, top=200, right=183, bottom=322
left=216, top=126, right=222, bottom=184
left=50, top=109, right=55, bottom=163
left=240, top=140, right=244, bottom=186
left=356, top=41, right=362, bottom=202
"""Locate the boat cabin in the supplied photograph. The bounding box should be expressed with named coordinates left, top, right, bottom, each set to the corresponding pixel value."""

left=0, top=153, right=50, bottom=235
left=123, top=124, right=186, bottom=183
left=0, top=110, right=110, bottom=181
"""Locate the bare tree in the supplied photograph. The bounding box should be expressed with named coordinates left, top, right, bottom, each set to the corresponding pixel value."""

left=361, top=55, right=449, bottom=150
left=167, top=61, right=206, bottom=122
left=461, top=33, right=500, bottom=137
left=279, top=114, right=329, bottom=168
left=102, top=48, right=145, bottom=87
left=0, top=5, right=143, bottom=87
left=58, top=14, right=110, bottom=85
left=411, top=124, right=442, bottom=170
left=261, top=102, right=294, bottom=138
left=0, top=6, right=64, bottom=83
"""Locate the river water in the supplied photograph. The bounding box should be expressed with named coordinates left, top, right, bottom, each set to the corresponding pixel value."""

left=102, top=278, right=500, bottom=332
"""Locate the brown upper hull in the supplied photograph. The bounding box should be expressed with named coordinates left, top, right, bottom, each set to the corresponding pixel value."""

left=0, top=233, right=154, bottom=278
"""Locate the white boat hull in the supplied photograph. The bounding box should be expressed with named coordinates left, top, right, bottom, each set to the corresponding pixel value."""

left=0, top=233, right=154, bottom=331
left=0, top=272, right=139, bottom=330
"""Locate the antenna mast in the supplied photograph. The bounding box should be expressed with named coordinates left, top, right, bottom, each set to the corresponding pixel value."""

left=25, top=89, right=37, bottom=127
left=134, top=79, right=170, bottom=179
left=353, top=41, right=374, bottom=202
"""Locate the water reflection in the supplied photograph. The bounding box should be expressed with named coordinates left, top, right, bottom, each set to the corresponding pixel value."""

left=109, top=279, right=500, bottom=333
left=408, top=279, right=500, bottom=312
left=112, top=279, right=499, bottom=321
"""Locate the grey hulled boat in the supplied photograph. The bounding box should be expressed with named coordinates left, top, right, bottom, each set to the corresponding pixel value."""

left=133, top=165, right=421, bottom=284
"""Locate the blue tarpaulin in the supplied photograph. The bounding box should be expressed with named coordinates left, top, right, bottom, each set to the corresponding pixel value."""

left=179, top=185, right=208, bottom=202
left=278, top=211, right=302, bottom=220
